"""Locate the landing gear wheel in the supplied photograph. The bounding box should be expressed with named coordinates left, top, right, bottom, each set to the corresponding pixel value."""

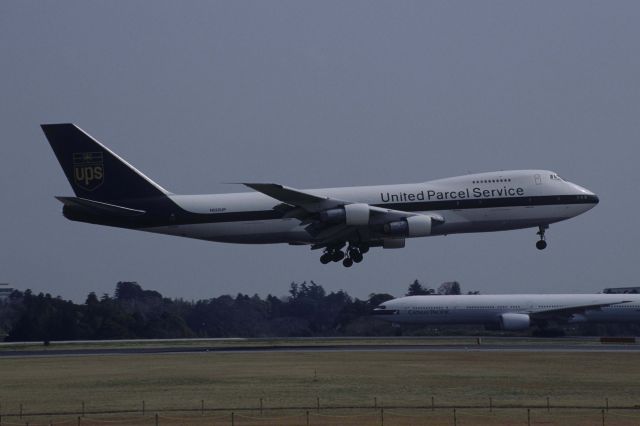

left=332, top=250, right=345, bottom=262
left=343, top=257, right=354, bottom=268
left=320, top=253, right=332, bottom=264
left=536, top=225, right=548, bottom=250
left=360, top=246, right=370, bottom=254
left=347, top=246, right=364, bottom=263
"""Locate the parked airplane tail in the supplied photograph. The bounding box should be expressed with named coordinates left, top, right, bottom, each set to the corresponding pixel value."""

left=41, top=123, right=170, bottom=204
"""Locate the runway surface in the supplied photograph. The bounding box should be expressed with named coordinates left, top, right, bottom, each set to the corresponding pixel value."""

left=1, top=341, right=639, bottom=357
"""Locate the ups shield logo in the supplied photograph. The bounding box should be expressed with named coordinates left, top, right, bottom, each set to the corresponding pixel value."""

left=73, top=152, right=104, bottom=191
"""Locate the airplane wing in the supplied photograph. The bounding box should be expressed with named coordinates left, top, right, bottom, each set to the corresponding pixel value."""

left=242, top=183, right=342, bottom=212
left=243, top=183, right=444, bottom=249
left=242, top=183, right=444, bottom=222
left=243, top=182, right=444, bottom=249
left=528, top=300, right=631, bottom=321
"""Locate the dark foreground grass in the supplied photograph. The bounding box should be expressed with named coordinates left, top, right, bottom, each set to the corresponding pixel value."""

left=0, top=351, right=639, bottom=425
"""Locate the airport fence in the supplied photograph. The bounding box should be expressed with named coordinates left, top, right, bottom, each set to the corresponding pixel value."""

left=2, top=399, right=640, bottom=426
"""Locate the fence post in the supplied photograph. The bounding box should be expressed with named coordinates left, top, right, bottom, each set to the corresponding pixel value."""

left=306, top=410, right=309, bottom=426
left=374, top=397, right=377, bottom=408
left=260, top=398, right=263, bottom=415
left=20, top=404, right=23, bottom=419
left=380, top=407, right=384, bottom=426
left=546, top=397, right=550, bottom=412
left=82, top=401, right=85, bottom=417
left=431, top=396, right=435, bottom=411
left=316, top=396, right=320, bottom=413
left=77, top=415, right=81, bottom=426
left=527, top=408, right=531, bottom=426
left=231, top=412, right=235, bottom=426
left=489, top=397, right=492, bottom=412
left=453, top=408, right=457, bottom=426
left=142, top=400, right=146, bottom=416
left=601, top=408, right=605, bottom=426
left=155, top=413, right=159, bottom=426
left=201, top=399, right=204, bottom=415
left=605, top=397, right=609, bottom=412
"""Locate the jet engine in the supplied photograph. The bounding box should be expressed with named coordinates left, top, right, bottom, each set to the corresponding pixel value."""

left=499, top=313, right=530, bottom=330
left=319, top=203, right=370, bottom=226
left=568, top=313, right=587, bottom=323
left=383, top=215, right=432, bottom=238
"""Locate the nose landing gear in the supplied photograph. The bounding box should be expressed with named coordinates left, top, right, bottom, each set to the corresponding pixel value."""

left=536, top=225, right=548, bottom=250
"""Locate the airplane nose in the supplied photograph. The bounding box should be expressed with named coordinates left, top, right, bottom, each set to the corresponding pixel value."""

left=582, top=191, right=599, bottom=206
left=581, top=187, right=599, bottom=205
left=569, top=182, right=599, bottom=204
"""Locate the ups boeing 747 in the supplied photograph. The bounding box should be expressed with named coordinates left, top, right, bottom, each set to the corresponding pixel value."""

left=41, top=124, right=599, bottom=267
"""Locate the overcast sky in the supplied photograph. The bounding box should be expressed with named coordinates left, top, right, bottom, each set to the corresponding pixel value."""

left=1, top=1, right=639, bottom=302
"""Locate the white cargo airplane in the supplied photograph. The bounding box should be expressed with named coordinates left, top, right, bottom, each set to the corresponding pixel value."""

left=373, top=294, right=640, bottom=330
left=41, top=124, right=599, bottom=267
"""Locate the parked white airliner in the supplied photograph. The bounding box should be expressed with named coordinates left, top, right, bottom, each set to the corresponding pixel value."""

left=41, top=124, right=599, bottom=267
left=373, top=294, right=640, bottom=330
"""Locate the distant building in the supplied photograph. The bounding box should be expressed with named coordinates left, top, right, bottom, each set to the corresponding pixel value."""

left=0, top=284, right=13, bottom=301
left=603, top=286, right=640, bottom=294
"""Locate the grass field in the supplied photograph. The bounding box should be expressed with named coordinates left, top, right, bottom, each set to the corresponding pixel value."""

left=1, top=348, right=639, bottom=425
left=0, top=336, right=609, bottom=352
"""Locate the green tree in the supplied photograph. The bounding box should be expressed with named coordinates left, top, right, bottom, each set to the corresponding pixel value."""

left=367, top=293, right=395, bottom=307
left=438, top=281, right=461, bottom=295
left=406, top=280, right=433, bottom=296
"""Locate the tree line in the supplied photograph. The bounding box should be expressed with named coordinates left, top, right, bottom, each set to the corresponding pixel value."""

left=0, top=280, right=444, bottom=341
left=0, top=279, right=466, bottom=341
left=0, top=280, right=634, bottom=341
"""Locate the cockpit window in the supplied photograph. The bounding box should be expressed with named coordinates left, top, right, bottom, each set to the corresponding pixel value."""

left=550, top=174, right=563, bottom=181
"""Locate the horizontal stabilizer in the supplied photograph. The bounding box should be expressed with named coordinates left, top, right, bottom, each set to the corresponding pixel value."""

left=56, top=197, right=146, bottom=217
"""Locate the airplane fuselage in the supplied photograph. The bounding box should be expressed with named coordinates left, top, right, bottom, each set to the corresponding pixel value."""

left=374, top=294, right=640, bottom=330
left=148, top=170, right=598, bottom=244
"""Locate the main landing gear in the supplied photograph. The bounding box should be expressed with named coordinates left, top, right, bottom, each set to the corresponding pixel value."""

left=536, top=225, right=548, bottom=250
left=320, top=245, right=369, bottom=267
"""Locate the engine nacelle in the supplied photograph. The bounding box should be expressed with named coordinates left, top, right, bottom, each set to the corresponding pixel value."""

left=568, top=313, right=587, bottom=324
left=319, top=203, right=370, bottom=226
left=499, top=313, right=530, bottom=331
left=382, top=238, right=405, bottom=249
left=384, top=215, right=432, bottom=238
